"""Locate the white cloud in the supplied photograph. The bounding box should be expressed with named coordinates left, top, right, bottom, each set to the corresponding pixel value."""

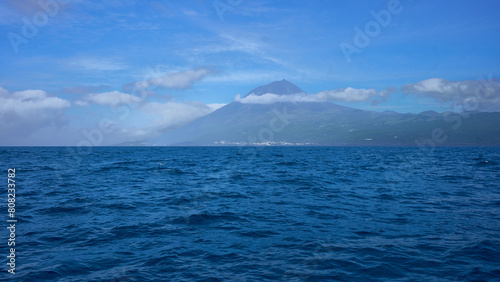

left=0, top=88, right=71, bottom=145
left=402, top=78, right=500, bottom=111
left=0, top=82, right=222, bottom=145
left=132, top=67, right=216, bottom=90
left=187, top=32, right=285, bottom=68
left=75, top=100, right=89, bottom=107
left=106, top=100, right=223, bottom=142
left=0, top=87, right=9, bottom=97
left=235, top=87, right=392, bottom=104
left=235, top=93, right=316, bottom=104
left=207, top=103, right=227, bottom=111
left=141, top=101, right=215, bottom=130
left=0, top=89, right=70, bottom=115
left=78, top=100, right=224, bottom=145
left=218, top=34, right=284, bottom=65
left=317, top=87, right=390, bottom=103
left=78, top=91, right=142, bottom=107
left=83, top=99, right=225, bottom=144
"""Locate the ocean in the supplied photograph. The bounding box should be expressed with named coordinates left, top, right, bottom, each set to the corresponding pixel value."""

left=1, top=146, right=499, bottom=281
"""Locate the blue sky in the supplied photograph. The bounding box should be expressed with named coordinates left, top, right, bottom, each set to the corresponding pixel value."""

left=1, top=0, right=499, bottom=145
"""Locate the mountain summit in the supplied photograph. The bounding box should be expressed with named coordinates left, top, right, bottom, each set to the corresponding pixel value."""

left=244, top=79, right=306, bottom=97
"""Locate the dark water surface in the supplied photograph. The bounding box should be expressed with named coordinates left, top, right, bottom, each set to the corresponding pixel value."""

left=1, top=146, right=499, bottom=281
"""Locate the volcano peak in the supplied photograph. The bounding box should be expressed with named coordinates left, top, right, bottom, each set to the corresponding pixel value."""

left=244, top=79, right=306, bottom=97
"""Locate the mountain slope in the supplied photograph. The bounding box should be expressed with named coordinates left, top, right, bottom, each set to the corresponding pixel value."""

left=150, top=80, right=500, bottom=146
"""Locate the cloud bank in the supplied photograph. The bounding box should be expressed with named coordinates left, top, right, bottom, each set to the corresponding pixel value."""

left=0, top=84, right=225, bottom=145
left=235, top=87, right=392, bottom=105
left=0, top=87, right=71, bottom=145
left=141, top=101, right=218, bottom=131
left=112, top=101, right=227, bottom=142
left=402, top=78, right=500, bottom=111
left=0, top=88, right=70, bottom=114
left=76, top=91, right=142, bottom=107
left=234, top=78, right=500, bottom=112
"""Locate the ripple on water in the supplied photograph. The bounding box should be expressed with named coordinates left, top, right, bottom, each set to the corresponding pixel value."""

left=2, top=146, right=499, bottom=281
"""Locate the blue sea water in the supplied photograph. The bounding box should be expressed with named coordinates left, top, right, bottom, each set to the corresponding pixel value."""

left=0, top=146, right=499, bottom=281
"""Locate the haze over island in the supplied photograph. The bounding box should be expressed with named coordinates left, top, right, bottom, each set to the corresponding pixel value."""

left=0, top=0, right=499, bottom=145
